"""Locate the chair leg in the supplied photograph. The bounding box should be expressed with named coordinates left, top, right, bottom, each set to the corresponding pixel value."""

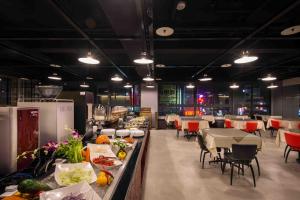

left=249, top=164, right=256, bottom=187
left=258, top=130, right=261, bottom=137
left=202, top=152, right=207, bottom=169
left=242, top=164, right=244, bottom=176
left=270, top=129, right=273, bottom=137
left=284, top=145, right=289, bottom=158
left=285, top=148, right=292, bottom=163
left=254, top=156, right=260, bottom=176
left=176, top=130, right=179, bottom=138
left=222, top=161, right=226, bottom=174
left=200, top=149, right=203, bottom=162
left=230, top=164, right=234, bottom=185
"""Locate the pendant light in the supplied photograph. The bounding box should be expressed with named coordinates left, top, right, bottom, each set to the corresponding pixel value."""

left=124, top=83, right=133, bottom=88
left=48, top=73, right=62, bottom=81
left=134, top=52, right=153, bottom=64
left=80, top=82, right=90, bottom=88
left=267, top=83, right=278, bottom=89
left=146, top=84, right=155, bottom=88
left=199, top=74, right=212, bottom=81
left=143, top=74, right=154, bottom=82
left=234, top=51, right=258, bottom=64
left=229, top=83, right=239, bottom=89
left=261, top=74, right=277, bottom=81
left=78, top=52, right=100, bottom=64
left=111, top=74, right=123, bottom=82
left=186, top=83, right=195, bottom=89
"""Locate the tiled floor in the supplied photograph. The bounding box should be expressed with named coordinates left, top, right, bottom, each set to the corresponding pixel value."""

left=142, top=129, right=300, bottom=200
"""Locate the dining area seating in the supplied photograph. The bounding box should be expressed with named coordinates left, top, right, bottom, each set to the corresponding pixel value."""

left=284, top=132, right=300, bottom=163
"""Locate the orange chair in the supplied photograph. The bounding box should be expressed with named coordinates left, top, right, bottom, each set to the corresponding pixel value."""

left=186, top=121, right=199, bottom=140
left=174, top=119, right=182, bottom=138
left=225, top=119, right=233, bottom=128
left=270, top=119, right=280, bottom=137
left=243, top=122, right=260, bottom=136
left=284, top=132, right=300, bottom=163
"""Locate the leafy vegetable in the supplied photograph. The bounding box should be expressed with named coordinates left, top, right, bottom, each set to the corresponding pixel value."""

left=58, top=168, right=93, bottom=185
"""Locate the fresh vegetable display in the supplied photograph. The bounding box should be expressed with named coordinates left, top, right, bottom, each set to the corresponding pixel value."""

left=124, top=137, right=135, bottom=144
left=96, top=135, right=110, bottom=144
left=92, top=156, right=115, bottom=166
left=17, top=179, right=51, bottom=195
left=96, top=170, right=114, bottom=187
left=61, top=193, right=86, bottom=200
left=112, top=139, right=128, bottom=149
left=58, top=168, right=93, bottom=185
left=117, top=150, right=127, bottom=160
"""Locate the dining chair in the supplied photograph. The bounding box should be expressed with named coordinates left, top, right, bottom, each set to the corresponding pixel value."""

left=174, top=119, right=182, bottom=138
left=186, top=121, right=199, bottom=140
left=225, top=119, right=233, bottom=128
left=243, top=122, right=260, bottom=136
left=270, top=119, right=280, bottom=137
left=284, top=132, right=300, bottom=163
left=221, top=144, right=258, bottom=187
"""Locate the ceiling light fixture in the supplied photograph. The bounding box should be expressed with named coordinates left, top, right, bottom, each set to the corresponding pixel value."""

left=281, top=25, right=300, bottom=36
left=124, top=83, right=133, bottom=88
left=78, top=52, right=100, bottom=65
left=267, top=83, right=278, bottom=89
left=134, top=52, right=153, bottom=64
left=199, top=74, right=212, bottom=81
left=20, top=77, right=29, bottom=80
left=186, top=83, right=195, bottom=89
left=229, top=83, right=239, bottom=89
left=86, top=76, right=93, bottom=80
left=156, top=78, right=162, bottom=81
left=155, top=64, right=166, bottom=68
left=80, top=82, right=90, bottom=88
left=143, top=74, right=154, bottom=82
left=221, top=63, right=232, bottom=68
left=156, top=27, right=174, bottom=37
left=111, top=74, right=123, bottom=82
left=261, top=74, right=277, bottom=81
left=48, top=73, right=62, bottom=81
left=146, top=85, right=155, bottom=88
left=176, top=1, right=186, bottom=10
left=50, top=64, right=62, bottom=68
left=234, top=51, right=258, bottom=64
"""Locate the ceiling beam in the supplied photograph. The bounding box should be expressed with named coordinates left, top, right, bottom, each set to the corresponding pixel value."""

left=47, top=0, right=128, bottom=78
left=191, top=0, right=300, bottom=78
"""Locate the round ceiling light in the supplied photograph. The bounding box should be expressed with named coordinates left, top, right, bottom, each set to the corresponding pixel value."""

left=80, top=82, right=90, bottom=88
left=229, top=83, right=239, bottom=89
left=143, top=74, right=154, bottom=82
left=176, top=1, right=186, bottom=10
left=124, top=83, right=133, bottom=88
left=281, top=25, right=300, bottom=36
left=50, top=64, right=62, bottom=68
left=86, top=76, right=94, bottom=80
left=267, top=83, right=278, bottom=89
left=111, top=74, right=123, bottom=82
left=134, top=52, right=153, bottom=64
left=156, top=27, right=174, bottom=37
left=186, top=83, right=195, bottom=89
left=78, top=52, right=100, bottom=65
left=146, top=84, right=155, bottom=88
left=221, top=63, right=232, bottom=68
left=234, top=51, right=258, bottom=64
left=48, top=73, right=62, bottom=81
left=199, top=74, right=212, bottom=81
left=261, top=74, right=277, bottom=81
left=156, top=78, right=162, bottom=81
left=155, top=64, right=166, bottom=68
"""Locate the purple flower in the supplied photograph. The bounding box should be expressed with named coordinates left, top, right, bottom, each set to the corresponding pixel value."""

left=72, top=130, right=80, bottom=139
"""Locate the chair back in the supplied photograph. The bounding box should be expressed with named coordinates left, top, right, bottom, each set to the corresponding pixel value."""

left=271, top=119, right=280, bottom=129
left=197, top=134, right=207, bottom=150
left=231, top=144, right=257, bottom=160
left=246, top=122, right=258, bottom=132
left=285, top=132, right=300, bottom=149
left=174, top=119, right=180, bottom=129
left=256, top=116, right=263, bottom=121
left=225, top=119, right=232, bottom=128
left=188, top=121, right=199, bottom=132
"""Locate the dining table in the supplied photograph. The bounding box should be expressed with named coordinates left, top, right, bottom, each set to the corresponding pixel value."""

left=201, top=128, right=263, bottom=157
left=231, top=119, right=266, bottom=131
left=179, top=117, right=210, bottom=131
left=266, top=118, right=300, bottom=129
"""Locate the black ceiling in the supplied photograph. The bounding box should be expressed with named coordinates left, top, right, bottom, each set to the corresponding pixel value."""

left=0, top=0, right=300, bottom=83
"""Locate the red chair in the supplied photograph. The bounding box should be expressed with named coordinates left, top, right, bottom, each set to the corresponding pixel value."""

left=186, top=121, right=199, bottom=140
left=174, top=119, right=182, bottom=138
left=225, top=119, right=233, bottom=128
left=284, top=132, right=300, bottom=163
left=243, top=122, right=260, bottom=136
left=270, top=119, right=280, bottom=137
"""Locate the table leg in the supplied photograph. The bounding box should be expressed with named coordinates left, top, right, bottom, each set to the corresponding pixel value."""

left=297, top=152, right=300, bottom=164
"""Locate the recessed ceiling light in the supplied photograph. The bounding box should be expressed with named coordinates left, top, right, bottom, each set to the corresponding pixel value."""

left=199, top=74, right=212, bottom=81
left=156, top=27, right=174, bottom=37
left=281, top=25, right=300, bottom=36
left=124, top=83, right=133, bottom=88
left=143, top=74, right=154, bottom=82
left=155, top=64, right=166, bottom=68
left=221, top=63, right=232, bottom=68
left=48, top=73, right=62, bottom=81
left=50, top=64, right=62, bottom=68
left=261, top=74, right=277, bottom=81
left=134, top=52, right=153, bottom=64
left=80, top=82, right=90, bottom=88
left=229, top=83, right=239, bottom=89
left=111, top=74, right=123, bottom=82
left=267, top=83, right=278, bottom=89
left=186, top=83, right=195, bottom=89
left=156, top=78, right=162, bottom=81
left=146, top=84, right=155, bottom=88
left=20, top=77, right=29, bottom=80
left=78, top=52, right=100, bottom=65
left=234, top=51, right=258, bottom=64
left=176, top=1, right=186, bottom=10
left=86, top=76, right=94, bottom=80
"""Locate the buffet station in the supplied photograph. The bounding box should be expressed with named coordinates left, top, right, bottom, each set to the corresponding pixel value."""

left=0, top=86, right=151, bottom=200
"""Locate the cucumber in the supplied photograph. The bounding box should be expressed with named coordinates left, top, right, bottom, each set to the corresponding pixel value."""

left=18, top=179, right=52, bottom=194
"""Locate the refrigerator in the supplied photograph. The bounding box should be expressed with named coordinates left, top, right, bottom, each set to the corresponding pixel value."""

left=18, top=101, right=74, bottom=146
left=0, top=107, right=39, bottom=175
